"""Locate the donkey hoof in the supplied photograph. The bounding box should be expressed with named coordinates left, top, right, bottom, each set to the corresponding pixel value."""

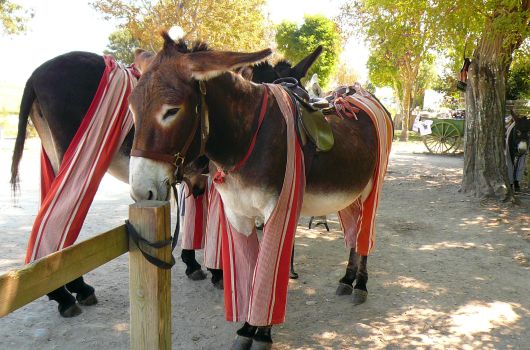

left=187, top=269, right=207, bottom=281
left=230, top=335, right=253, bottom=350
left=336, top=283, right=353, bottom=296
left=289, top=271, right=299, bottom=279
left=59, top=303, right=82, bottom=318
left=77, top=293, right=98, bottom=306
left=249, top=340, right=273, bottom=350
left=213, top=279, right=224, bottom=290
left=352, top=289, right=368, bottom=305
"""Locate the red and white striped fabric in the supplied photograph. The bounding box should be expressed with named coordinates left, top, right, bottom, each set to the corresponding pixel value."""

left=25, top=56, right=136, bottom=263
left=203, top=182, right=223, bottom=269
left=220, top=84, right=305, bottom=326
left=180, top=183, right=207, bottom=250
left=336, top=83, right=393, bottom=256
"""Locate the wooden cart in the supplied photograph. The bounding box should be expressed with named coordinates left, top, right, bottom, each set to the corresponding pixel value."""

left=422, top=118, right=465, bottom=154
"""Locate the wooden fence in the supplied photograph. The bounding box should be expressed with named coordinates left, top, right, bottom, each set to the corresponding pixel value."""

left=0, top=200, right=172, bottom=350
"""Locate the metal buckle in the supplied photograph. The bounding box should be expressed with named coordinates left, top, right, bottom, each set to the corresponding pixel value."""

left=173, top=153, right=184, bottom=168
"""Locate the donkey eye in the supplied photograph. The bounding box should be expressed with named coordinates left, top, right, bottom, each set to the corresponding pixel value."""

left=516, top=130, right=522, bottom=136
left=162, top=108, right=180, bottom=120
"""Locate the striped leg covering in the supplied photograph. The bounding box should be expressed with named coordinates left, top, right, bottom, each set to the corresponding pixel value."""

left=336, top=84, right=393, bottom=256
left=26, top=56, right=136, bottom=263
left=180, top=183, right=207, bottom=250
left=204, top=182, right=223, bottom=269
left=220, top=84, right=305, bottom=326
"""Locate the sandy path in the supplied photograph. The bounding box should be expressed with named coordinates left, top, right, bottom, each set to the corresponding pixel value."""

left=0, top=138, right=528, bottom=350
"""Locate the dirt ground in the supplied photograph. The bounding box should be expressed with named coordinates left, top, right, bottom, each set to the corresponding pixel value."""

left=0, top=138, right=529, bottom=350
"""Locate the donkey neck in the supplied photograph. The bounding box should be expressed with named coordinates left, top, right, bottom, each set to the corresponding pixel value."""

left=203, top=72, right=266, bottom=170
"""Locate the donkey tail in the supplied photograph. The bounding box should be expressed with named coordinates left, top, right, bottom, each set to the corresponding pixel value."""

left=11, top=77, right=36, bottom=195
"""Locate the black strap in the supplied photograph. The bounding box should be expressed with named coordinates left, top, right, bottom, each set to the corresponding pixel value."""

left=171, top=183, right=181, bottom=250
left=281, top=86, right=318, bottom=177
left=125, top=220, right=176, bottom=270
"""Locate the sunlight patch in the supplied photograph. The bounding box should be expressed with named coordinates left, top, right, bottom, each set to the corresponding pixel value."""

left=450, top=301, right=520, bottom=335
left=112, top=323, right=129, bottom=332
left=418, top=241, right=476, bottom=251
left=388, top=276, right=431, bottom=290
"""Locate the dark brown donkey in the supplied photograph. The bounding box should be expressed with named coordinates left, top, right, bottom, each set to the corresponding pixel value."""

left=129, top=33, right=384, bottom=349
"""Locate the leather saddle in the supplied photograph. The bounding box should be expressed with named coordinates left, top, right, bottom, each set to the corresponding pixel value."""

left=274, top=78, right=334, bottom=152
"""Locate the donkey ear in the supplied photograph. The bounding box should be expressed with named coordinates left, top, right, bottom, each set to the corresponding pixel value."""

left=133, top=49, right=155, bottom=74
left=291, top=45, right=323, bottom=80
left=510, top=108, right=521, bottom=121
left=184, top=49, right=273, bottom=80
left=236, top=66, right=254, bottom=80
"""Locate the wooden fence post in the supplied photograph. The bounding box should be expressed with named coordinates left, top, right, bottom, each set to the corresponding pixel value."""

left=128, top=201, right=172, bottom=350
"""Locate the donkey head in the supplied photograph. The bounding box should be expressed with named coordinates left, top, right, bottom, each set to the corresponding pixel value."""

left=511, top=109, right=530, bottom=156
left=128, top=32, right=271, bottom=201
left=249, top=45, right=323, bottom=83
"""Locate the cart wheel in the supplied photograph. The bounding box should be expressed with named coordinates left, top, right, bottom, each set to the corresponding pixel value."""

left=423, top=121, right=461, bottom=154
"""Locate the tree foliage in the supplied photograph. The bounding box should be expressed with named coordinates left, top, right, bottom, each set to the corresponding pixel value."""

left=338, top=0, right=447, bottom=140
left=404, top=0, right=530, bottom=198
left=335, top=60, right=360, bottom=86
left=0, top=0, right=32, bottom=35
left=275, top=15, right=341, bottom=88
left=507, top=42, right=530, bottom=100
left=92, top=0, right=271, bottom=52
left=104, top=28, right=140, bottom=64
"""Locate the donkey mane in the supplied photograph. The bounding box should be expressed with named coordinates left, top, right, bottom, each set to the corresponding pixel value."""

left=160, top=31, right=210, bottom=55
left=274, top=59, right=292, bottom=69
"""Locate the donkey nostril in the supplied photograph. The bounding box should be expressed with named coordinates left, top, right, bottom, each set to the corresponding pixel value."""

left=147, top=190, right=154, bottom=200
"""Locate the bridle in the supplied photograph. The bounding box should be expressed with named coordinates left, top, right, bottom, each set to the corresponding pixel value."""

left=130, top=80, right=210, bottom=185
left=128, top=79, right=269, bottom=265
left=128, top=80, right=209, bottom=258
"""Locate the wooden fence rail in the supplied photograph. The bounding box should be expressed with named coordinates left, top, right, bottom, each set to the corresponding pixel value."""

left=0, top=201, right=172, bottom=349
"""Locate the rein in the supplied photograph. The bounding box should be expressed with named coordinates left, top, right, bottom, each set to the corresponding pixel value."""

left=129, top=81, right=208, bottom=267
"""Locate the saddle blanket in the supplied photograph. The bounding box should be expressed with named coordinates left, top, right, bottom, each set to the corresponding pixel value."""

left=335, top=83, right=393, bottom=255
left=217, top=83, right=306, bottom=326
left=26, top=56, right=137, bottom=263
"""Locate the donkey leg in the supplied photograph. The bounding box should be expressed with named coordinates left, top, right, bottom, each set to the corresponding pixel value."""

left=47, top=286, right=82, bottom=317
left=181, top=249, right=207, bottom=280
left=353, top=255, right=369, bottom=305
left=231, top=322, right=257, bottom=350
left=289, top=245, right=299, bottom=279
left=336, top=248, right=357, bottom=296
left=65, top=276, right=98, bottom=306
left=208, top=268, right=224, bottom=289
left=249, top=326, right=273, bottom=350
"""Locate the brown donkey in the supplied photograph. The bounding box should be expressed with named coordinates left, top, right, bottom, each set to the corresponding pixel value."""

left=129, top=33, right=387, bottom=350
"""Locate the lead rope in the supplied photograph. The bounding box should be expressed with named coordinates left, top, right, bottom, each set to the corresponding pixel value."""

left=123, top=183, right=181, bottom=270
left=171, top=182, right=181, bottom=250
left=125, top=220, right=176, bottom=270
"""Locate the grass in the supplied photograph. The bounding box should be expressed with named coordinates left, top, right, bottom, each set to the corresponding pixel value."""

left=393, top=129, right=423, bottom=142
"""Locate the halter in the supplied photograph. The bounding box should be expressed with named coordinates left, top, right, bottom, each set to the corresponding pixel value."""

left=130, top=80, right=209, bottom=184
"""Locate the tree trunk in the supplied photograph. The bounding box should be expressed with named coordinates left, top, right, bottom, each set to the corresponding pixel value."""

left=399, top=80, right=413, bottom=141
left=461, top=33, right=513, bottom=199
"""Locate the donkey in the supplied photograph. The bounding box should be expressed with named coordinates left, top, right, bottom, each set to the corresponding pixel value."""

left=507, top=109, right=530, bottom=191
left=128, top=33, right=389, bottom=349
left=10, top=47, right=323, bottom=317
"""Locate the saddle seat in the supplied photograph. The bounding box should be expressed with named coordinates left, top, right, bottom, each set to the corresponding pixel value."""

left=275, top=78, right=334, bottom=152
